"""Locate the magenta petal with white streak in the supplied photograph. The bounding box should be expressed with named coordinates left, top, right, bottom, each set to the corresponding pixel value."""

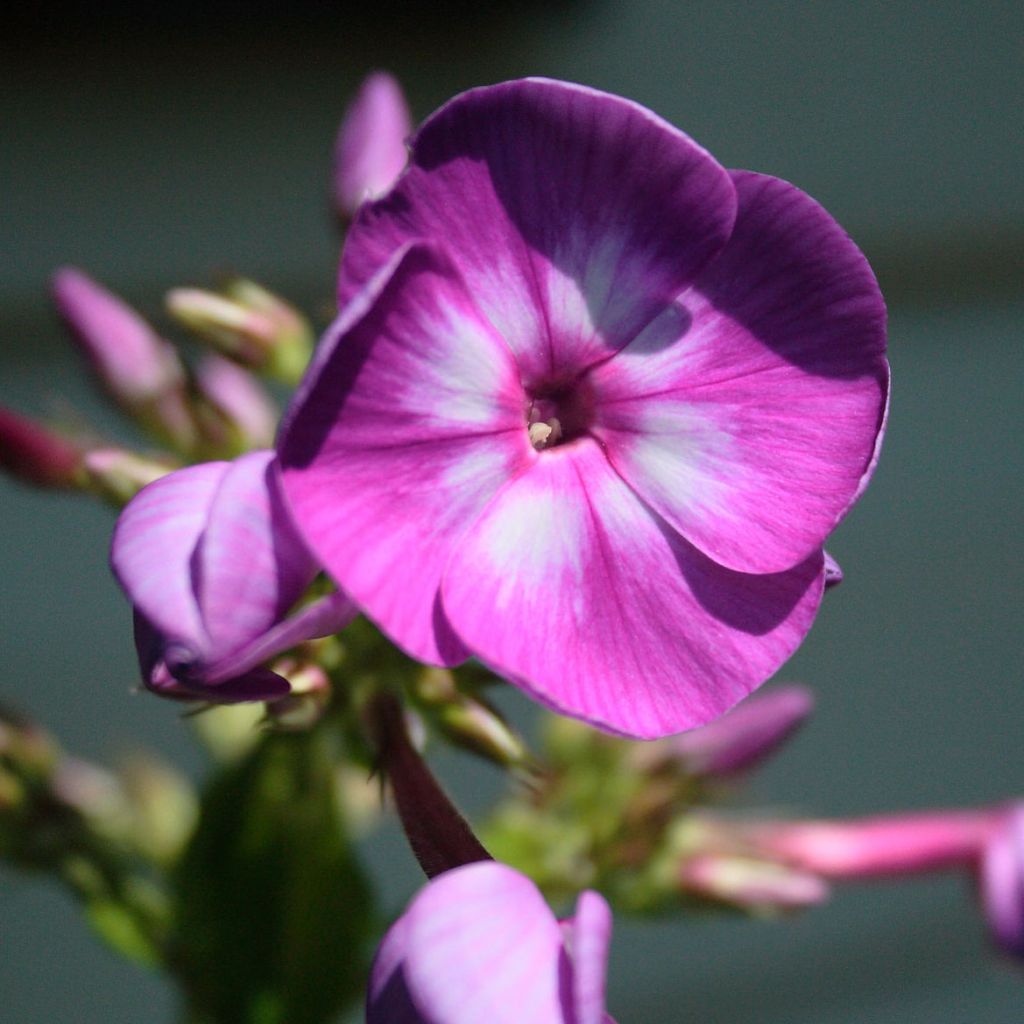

left=340, top=78, right=735, bottom=386
left=589, top=171, right=888, bottom=574
left=442, top=439, right=823, bottom=737
left=366, top=862, right=614, bottom=1024
left=279, top=244, right=532, bottom=665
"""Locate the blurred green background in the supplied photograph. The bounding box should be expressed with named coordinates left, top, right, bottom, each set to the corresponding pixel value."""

left=2, top=2, right=1022, bottom=1021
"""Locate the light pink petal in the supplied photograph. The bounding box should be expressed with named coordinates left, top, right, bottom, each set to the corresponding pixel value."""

left=442, top=439, right=824, bottom=738
left=340, top=78, right=735, bottom=386
left=333, top=71, right=412, bottom=218
left=980, top=805, right=1024, bottom=958
left=402, top=862, right=568, bottom=1024
left=566, top=890, right=613, bottom=1024
left=366, top=916, right=426, bottom=1024
left=589, top=171, right=888, bottom=574
left=111, top=461, right=228, bottom=648
left=196, top=451, right=318, bottom=655
left=279, top=243, right=532, bottom=666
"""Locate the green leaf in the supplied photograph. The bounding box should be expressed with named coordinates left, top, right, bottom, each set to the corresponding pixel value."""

left=172, top=727, right=374, bottom=1024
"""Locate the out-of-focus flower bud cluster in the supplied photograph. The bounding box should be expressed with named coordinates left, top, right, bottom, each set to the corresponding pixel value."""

left=1, top=267, right=310, bottom=505
left=0, top=708, right=196, bottom=872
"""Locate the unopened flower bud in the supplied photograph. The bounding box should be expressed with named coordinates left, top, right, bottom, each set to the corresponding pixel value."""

left=679, top=853, right=830, bottom=911
left=0, top=711, right=59, bottom=780
left=53, top=268, right=184, bottom=404
left=0, top=406, right=84, bottom=489
left=52, top=269, right=196, bottom=451
left=979, top=803, right=1024, bottom=960
left=194, top=355, right=277, bottom=452
left=666, top=685, right=814, bottom=777
left=166, top=279, right=312, bottom=385
left=412, top=668, right=530, bottom=769
left=82, top=447, right=176, bottom=504
left=749, top=809, right=1001, bottom=879
left=333, top=71, right=412, bottom=221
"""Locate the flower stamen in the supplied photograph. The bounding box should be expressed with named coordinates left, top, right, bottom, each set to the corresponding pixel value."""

left=528, top=418, right=562, bottom=450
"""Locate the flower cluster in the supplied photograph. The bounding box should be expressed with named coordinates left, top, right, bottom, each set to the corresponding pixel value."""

left=15, top=70, right=1021, bottom=1024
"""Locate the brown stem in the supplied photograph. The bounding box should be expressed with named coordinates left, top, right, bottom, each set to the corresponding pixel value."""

left=368, top=691, right=491, bottom=879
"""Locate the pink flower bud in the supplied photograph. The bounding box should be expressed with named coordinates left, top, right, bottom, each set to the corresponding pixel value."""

left=979, top=803, right=1024, bottom=959
left=751, top=809, right=1002, bottom=879
left=333, top=71, right=412, bottom=220
left=670, top=684, right=814, bottom=776
left=0, top=406, right=83, bottom=488
left=195, top=355, right=277, bottom=450
left=166, top=280, right=312, bottom=384
left=680, top=853, right=830, bottom=910
left=52, top=267, right=184, bottom=406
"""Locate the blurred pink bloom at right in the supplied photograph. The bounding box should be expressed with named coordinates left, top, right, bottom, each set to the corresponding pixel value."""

left=980, top=803, right=1024, bottom=959
left=333, top=71, right=412, bottom=219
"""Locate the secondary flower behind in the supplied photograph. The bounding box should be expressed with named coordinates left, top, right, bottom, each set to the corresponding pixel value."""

left=367, top=861, right=615, bottom=1024
left=279, top=77, right=889, bottom=738
left=111, top=450, right=354, bottom=701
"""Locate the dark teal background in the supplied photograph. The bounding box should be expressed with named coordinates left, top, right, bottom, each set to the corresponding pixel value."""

left=2, top=3, right=1022, bottom=1020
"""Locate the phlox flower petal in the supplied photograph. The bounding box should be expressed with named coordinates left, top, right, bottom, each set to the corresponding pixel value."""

left=441, top=439, right=823, bottom=736
left=589, top=171, right=888, bottom=574
left=980, top=804, right=1024, bottom=959
left=339, top=78, right=736, bottom=387
left=366, top=862, right=615, bottom=1024
left=334, top=71, right=413, bottom=217
left=280, top=244, right=532, bottom=665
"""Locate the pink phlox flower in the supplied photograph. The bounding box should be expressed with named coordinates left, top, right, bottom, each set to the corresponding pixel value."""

left=367, top=861, right=616, bottom=1024
left=333, top=71, right=412, bottom=219
left=110, top=450, right=355, bottom=702
left=280, top=78, right=889, bottom=738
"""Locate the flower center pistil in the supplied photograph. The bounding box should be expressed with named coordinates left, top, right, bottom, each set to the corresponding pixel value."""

left=525, top=378, right=595, bottom=451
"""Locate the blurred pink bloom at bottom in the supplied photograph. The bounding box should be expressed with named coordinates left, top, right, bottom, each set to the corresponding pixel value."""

left=367, top=861, right=615, bottom=1024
